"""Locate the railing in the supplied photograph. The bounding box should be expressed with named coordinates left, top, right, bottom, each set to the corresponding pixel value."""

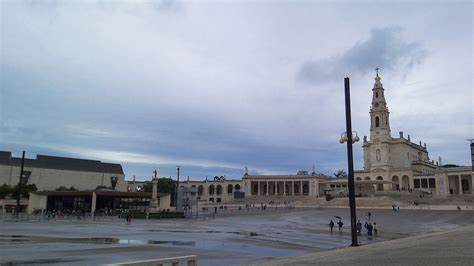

left=105, top=255, right=197, bottom=266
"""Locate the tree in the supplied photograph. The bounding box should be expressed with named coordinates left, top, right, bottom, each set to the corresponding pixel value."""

left=0, top=184, right=13, bottom=198
left=142, top=178, right=177, bottom=205
left=12, top=184, right=37, bottom=199
left=55, top=186, right=78, bottom=191
left=333, top=170, right=348, bottom=179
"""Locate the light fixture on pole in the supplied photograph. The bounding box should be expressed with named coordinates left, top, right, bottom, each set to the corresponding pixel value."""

left=340, top=131, right=360, bottom=144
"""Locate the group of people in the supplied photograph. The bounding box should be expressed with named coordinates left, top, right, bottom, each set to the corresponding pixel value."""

left=329, top=211, right=378, bottom=237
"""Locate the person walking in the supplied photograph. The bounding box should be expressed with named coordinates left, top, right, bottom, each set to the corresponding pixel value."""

left=356, top=220, right=362, bottom=235
left=373, top=222, right=378, bottom=236
left=367, top=222, right=373, bottom=236
left=337, top=219, right=343, bottom=232
left=329, top=220, right=335, bottom=233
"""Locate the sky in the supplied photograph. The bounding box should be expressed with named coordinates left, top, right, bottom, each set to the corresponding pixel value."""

left=1, top=0, right=472, bottom=181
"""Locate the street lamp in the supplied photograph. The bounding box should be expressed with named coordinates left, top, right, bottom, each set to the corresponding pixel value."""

left=340, top=77, right=359, bottom=247
left=15, top=151, right=26, bottom=218
left=175, top=166, right=181, bottom=211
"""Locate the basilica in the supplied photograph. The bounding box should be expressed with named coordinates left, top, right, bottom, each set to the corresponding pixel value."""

left=180, top=72, right=473, bottom=202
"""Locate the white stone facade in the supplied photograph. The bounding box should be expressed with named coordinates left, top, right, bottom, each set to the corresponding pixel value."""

left=355, top=72, right=473, bottom=195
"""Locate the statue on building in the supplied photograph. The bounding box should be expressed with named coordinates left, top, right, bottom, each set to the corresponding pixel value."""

left=244, top=166, right=249, bottom=176
left=152, top=169, right=158, bottom=179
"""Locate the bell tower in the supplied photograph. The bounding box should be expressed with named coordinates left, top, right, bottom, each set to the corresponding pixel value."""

left=369, top=68, right=391, bottom=141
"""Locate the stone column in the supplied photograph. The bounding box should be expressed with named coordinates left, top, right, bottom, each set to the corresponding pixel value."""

left=315, top=180, right=319, bottom=197
left=266, top=181, right=269, bottom=196
left=91, top=192, right=97, bottom=217
left=274, top=181, right=277, bottom=195
left=283, top=181, right=286, bottom=196
left=150, top=178, right=159, bottom=210
left=292, top=181, right=294, bottom=196
left=458, top=175, right=463, bottom=194
left=257, top=181, right=260, bottom=196
left=152, top=178, right=158, bottom=199
left=300, top=181, right=303, bottom=195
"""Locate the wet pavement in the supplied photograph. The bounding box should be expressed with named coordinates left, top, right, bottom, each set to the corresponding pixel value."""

left=0, top=208, right=473, bottom=265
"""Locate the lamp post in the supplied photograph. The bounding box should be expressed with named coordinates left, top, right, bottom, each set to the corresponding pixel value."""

left=175, top=166, right=181, bottom=210
left=339, top=77, right=359, bottom=247
left=15, top=151, right=26, bottom=218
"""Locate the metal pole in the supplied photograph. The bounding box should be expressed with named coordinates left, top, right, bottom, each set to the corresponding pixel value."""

left=175, top=166, right=180, bottom=210
left=344, top=77, right=358, bottom=246
left=16, top=151, right=26, bottom=218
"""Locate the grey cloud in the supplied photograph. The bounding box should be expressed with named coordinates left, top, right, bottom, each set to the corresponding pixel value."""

left=298, top=27, right=429, bottom=84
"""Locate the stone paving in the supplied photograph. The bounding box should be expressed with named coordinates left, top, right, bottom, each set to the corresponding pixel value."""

left=0, top=207, right=473, bottom=265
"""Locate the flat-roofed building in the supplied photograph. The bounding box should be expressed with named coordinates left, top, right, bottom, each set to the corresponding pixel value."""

left=0, top=151, right=127, bottom=191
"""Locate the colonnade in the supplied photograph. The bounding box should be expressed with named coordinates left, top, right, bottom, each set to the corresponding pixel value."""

left=250, top=180, right=312, bottom=196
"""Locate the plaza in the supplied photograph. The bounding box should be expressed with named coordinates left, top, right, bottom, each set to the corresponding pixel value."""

left=1, top=207, right=473, bottom=265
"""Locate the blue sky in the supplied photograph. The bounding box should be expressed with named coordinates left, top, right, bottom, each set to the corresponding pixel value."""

left=1, top=0, right=472, bottom=181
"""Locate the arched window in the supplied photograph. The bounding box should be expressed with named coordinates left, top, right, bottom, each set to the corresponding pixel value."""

left=356, top=177, right=362, bottom=181
left=376, top=92, right=379, bottom=98
left=198, top=185, right=204, bottom=195
left=216, top=185, right=223, bottom=195
left=235, top=184, right=241, bottom=191
left=209, top=185, right=215, bottom=195
left=376, top=149, right=381, bottom=161
left=375, top=116, right=380, bottom=127
left=227, top=184, right=233, bottom=194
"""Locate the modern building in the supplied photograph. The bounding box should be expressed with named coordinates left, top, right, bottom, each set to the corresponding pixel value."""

left=0, top=151, right=127, bottom=191
left=0, top=152, right=172, bottom=214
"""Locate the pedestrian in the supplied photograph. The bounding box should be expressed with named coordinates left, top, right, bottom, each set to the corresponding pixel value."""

left=329, top=220, right=335, bottom=233
left=373, top=222, right=378, bottom=236
left=337, top=219, right=343, bottom=232
left=214, top=206, right=217, bottom=214
left=397, top=206, right=400, bottom=212
left=368, top=211, right=372, bottom=221
left=356, top=220, right=362, bottom=235
left=367, top=222, right=373, bottom=236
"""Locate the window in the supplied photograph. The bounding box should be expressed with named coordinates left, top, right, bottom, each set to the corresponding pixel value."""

left=376, top=92, right=379, bottom=98
left=421, top=179, right=428, bottom=188
left=375, top=116, right=380, bottom=127
left=414, top=179, right=420, bottom=188
left=429, top=178, right=436, bottom=188
left=376, top=149, right=381, bottom=161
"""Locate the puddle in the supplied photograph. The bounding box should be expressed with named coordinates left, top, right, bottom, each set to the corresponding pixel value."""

left=1, top=258, right=82, bottom=265
left=146, top=229, right=260, bottom=236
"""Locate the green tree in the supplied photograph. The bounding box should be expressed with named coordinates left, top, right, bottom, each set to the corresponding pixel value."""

left=142, top=178, right=177, bottom=205
left=333, top=170, right=348, bottom=178
left=55, top=186, right=78, bottom=191
left=0, top=184, right=13, bottom=198
left=12, top=184, right=37, bottom=199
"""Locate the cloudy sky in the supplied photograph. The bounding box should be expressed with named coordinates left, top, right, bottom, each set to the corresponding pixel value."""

left=1, top=0, right=472, bottom=181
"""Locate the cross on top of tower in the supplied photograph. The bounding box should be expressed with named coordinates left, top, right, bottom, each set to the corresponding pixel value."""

left=375, top=67, right=380, bottom=77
